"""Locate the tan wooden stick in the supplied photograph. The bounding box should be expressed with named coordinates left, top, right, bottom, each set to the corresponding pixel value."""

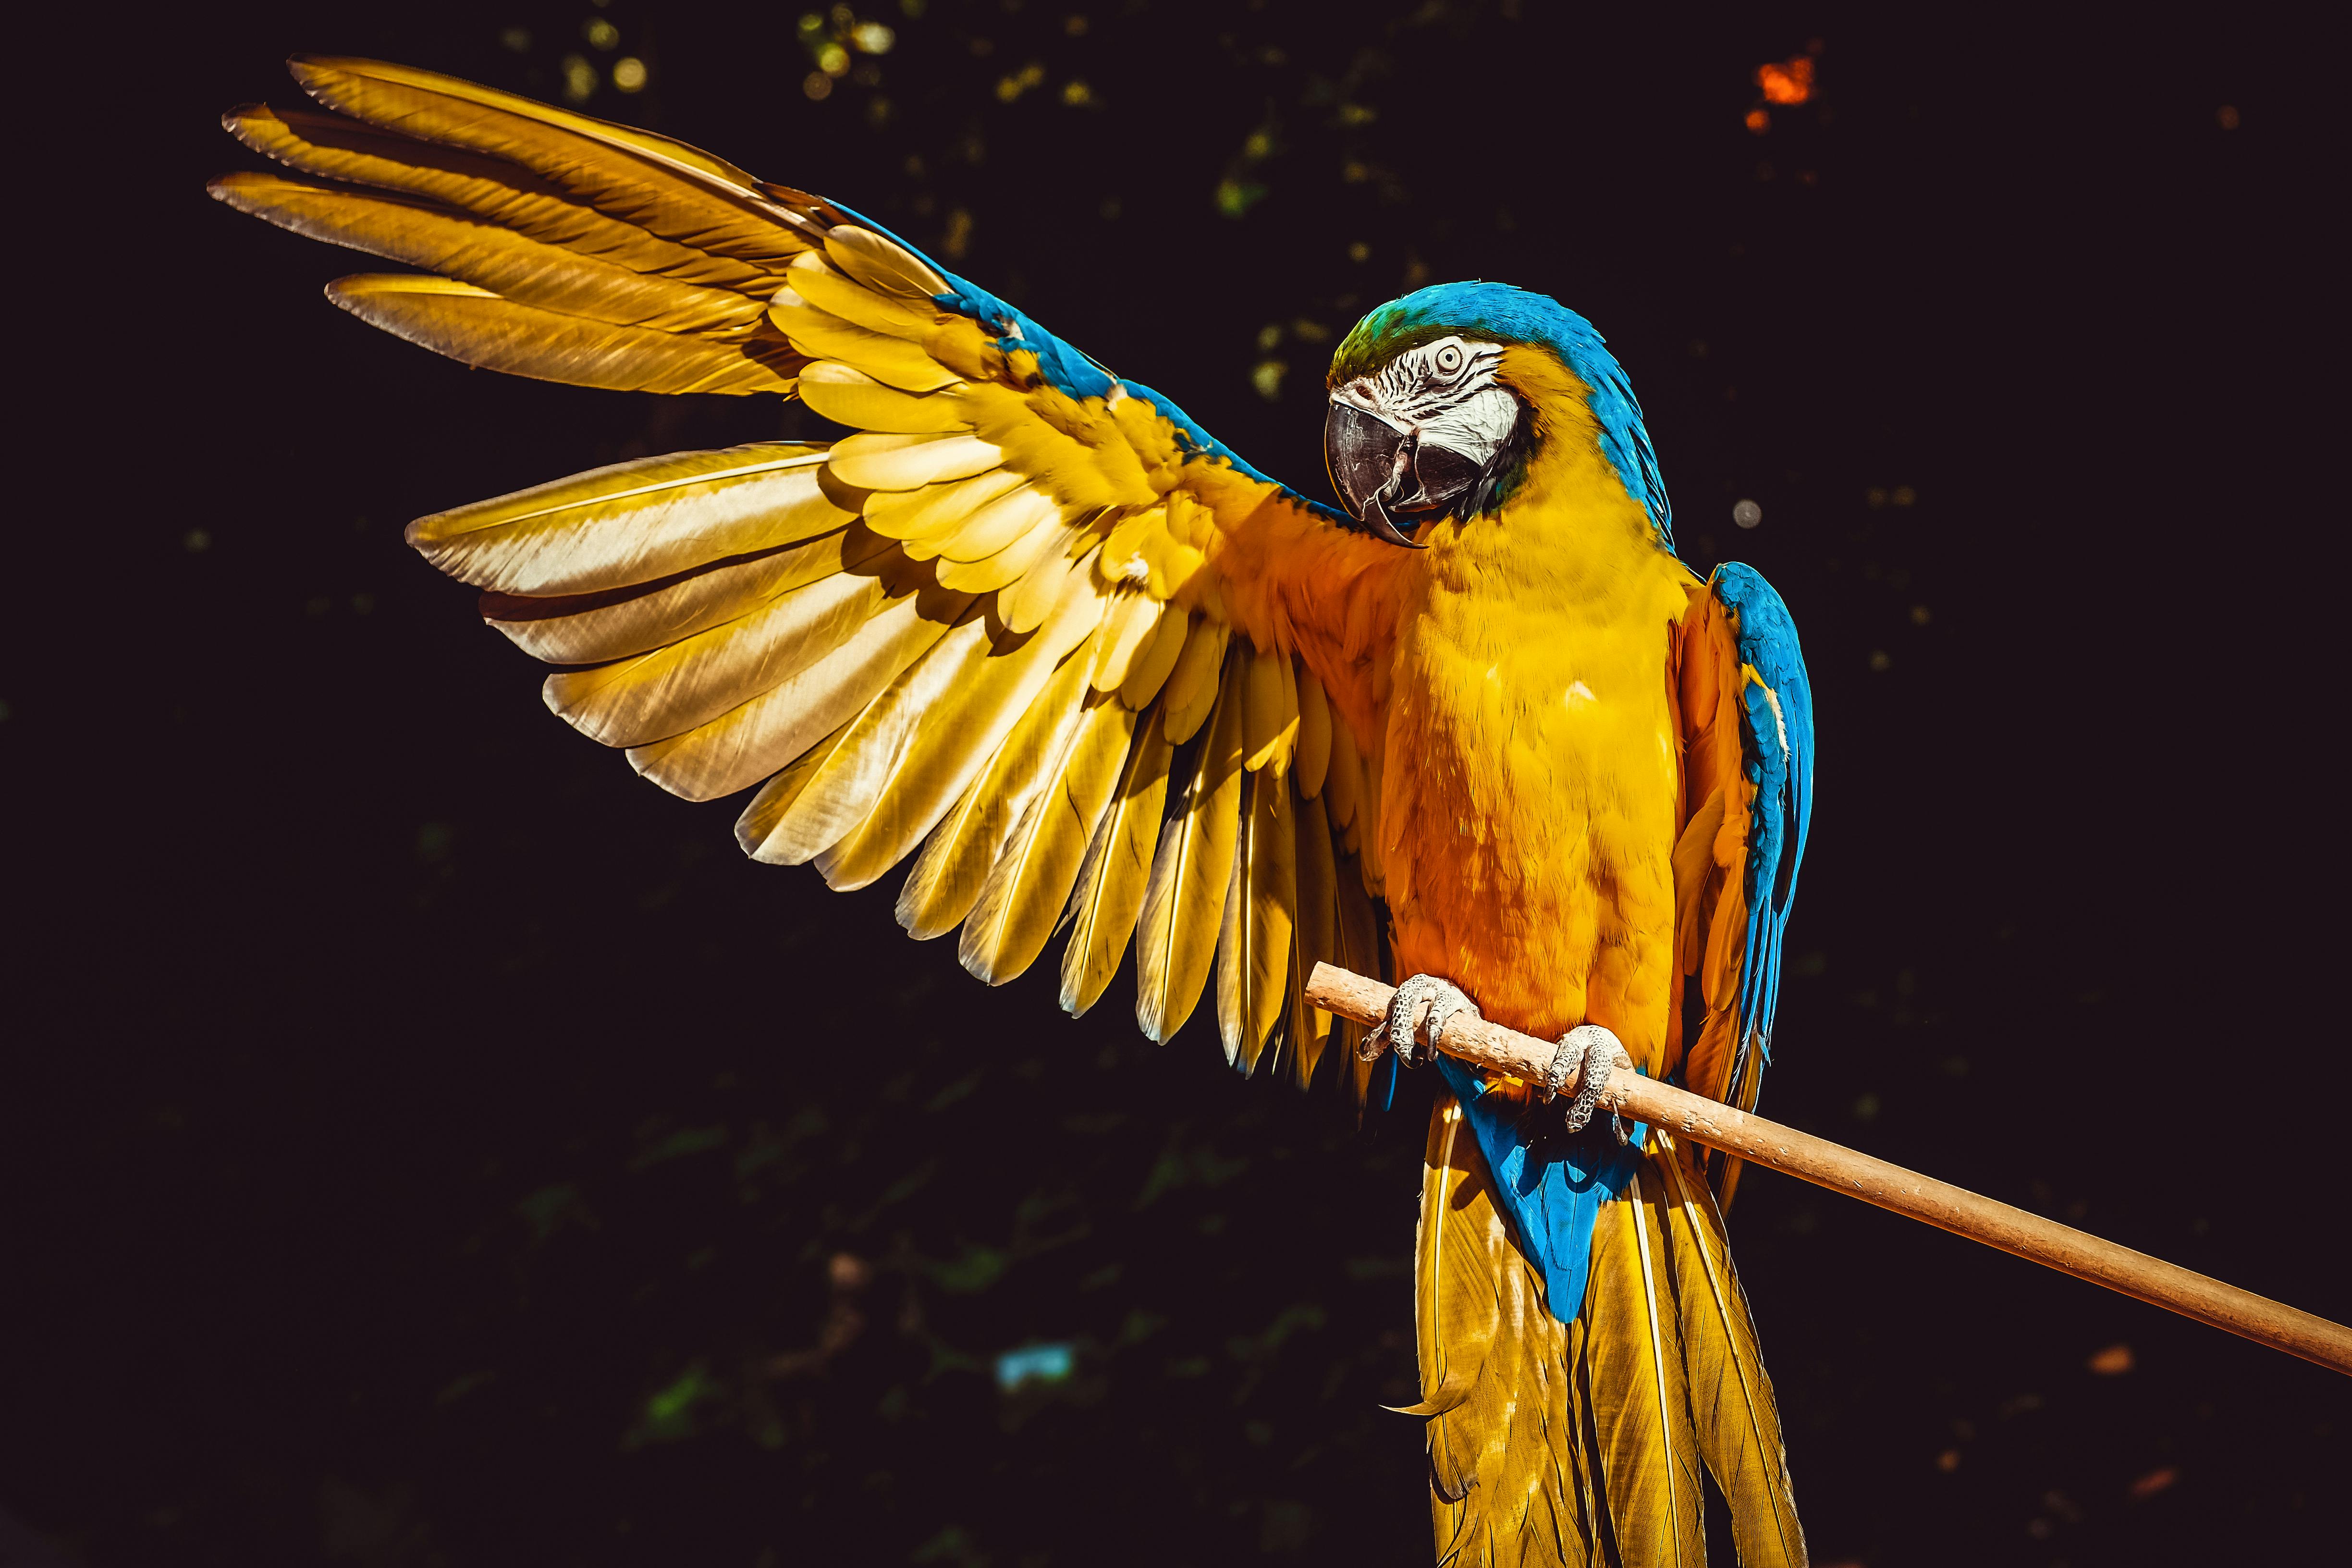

left=1304, top=962, right=2352, bottom=1377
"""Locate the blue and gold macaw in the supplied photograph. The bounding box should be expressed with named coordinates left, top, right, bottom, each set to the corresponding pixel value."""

left=217, top=58, right=1815, bottom=1566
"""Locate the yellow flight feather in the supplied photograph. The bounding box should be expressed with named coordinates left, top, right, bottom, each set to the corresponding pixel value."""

left=1288, top=790, right=1340, bottom=1084
left=1134, top=657, right=1245, bottom=1043
left=896, top=648, right=1095, bottom=941
left=544, top=570, right=889, bottom=748
left=626, top=586, right=972, bottom=803
left=1278, top=925, right=1313, bottom=1089
left=483, top=524, right=887, bottom=666
left=1245, top=767, right=1298, bottom=1067
left=407, top=443, right=842, bottom=594
left=817, top=584, right=1106, bottom=892
left=961, top=693, right=1140, bottom=984
left=286, top=56, right=810, bottom=270
left=1322, top=707, right=1361, bottom=830
left=224, top=104, right=780, bottom=294
left=214, top=172, right=770, bottom=338
left=761, top=609, right=994, bottom=863
left=1213, top=765, right=1295, bottom=1071
left=1058, top=707, right=1175, bottom=1016
left=325, top=273, right=801, bottom=394
left=733, top=718, right=857, bottom=858
left=294, top=55, right=774, bottom=195
left=1331, top=842, right=1381, bottom=1096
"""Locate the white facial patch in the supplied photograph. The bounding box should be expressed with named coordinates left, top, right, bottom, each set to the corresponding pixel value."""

left=1333, top=335, right=1519, bottom=469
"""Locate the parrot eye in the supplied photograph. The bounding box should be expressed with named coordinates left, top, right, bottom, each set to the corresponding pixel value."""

left=1433, top=343, right=1465, bottom=376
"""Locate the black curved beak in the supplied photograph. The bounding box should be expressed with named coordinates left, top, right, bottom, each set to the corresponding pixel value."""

left=1323, top=400, right=1425, bottom=548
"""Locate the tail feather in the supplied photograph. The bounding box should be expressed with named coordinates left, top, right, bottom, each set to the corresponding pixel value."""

left=1656, top=1135, right=1807, bottom=1566
left=1417, top=1097, right=1597, bottom=1567
left=1587, top=1167, right=1708, bottom=1566
left=1416, top=1103, right=1803, bottom=1566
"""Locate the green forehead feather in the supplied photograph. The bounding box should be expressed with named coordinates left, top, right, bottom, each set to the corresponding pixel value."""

left=1328, top=309, right=1468, bottom=387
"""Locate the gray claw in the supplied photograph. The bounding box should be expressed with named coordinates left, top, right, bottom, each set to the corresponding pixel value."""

left=1375, top=974, right=1481, bottom=1066
left=1544, top=1023, right=1625, bottom=1135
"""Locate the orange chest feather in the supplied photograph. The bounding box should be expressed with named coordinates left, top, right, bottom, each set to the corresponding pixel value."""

left=1375, top=538, right=1694, bottom=1063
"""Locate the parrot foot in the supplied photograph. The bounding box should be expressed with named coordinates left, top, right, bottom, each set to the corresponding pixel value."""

left=1544, top=1024, right=1626, bottom=1137
left=1371, top=974, right=1481, bottom=1067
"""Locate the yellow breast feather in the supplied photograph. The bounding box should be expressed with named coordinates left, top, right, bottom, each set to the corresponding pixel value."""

left=1381, top=348, right=1697, bottom=1070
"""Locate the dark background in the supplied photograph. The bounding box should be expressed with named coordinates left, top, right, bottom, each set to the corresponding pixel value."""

left=4, top=2, right=2339, bottom=1565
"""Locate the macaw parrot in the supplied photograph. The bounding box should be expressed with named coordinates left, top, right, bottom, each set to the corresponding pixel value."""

left=215, top=57, right=1816, bottom=1567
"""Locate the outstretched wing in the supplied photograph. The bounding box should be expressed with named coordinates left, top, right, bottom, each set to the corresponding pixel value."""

left=214, top=57, right=1409, bottom=1091
left=1672, top=562, right=1815, bottom=1196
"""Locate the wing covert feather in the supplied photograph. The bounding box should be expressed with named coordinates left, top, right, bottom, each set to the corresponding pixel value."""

left=1674, top=567, right=1815, bottom=1200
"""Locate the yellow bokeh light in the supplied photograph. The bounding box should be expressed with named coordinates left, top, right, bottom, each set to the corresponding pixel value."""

left=560, top=55, right=597, bottom=103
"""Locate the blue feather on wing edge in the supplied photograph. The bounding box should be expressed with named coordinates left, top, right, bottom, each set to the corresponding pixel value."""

left=1711, top=563, right=1816, bottom=1071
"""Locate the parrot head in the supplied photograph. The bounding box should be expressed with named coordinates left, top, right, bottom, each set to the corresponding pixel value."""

left=1322, top=281, right=1672, bottom=551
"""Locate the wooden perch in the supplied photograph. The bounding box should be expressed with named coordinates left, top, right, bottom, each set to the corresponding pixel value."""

left=1303, top=962, right=2352, bottom=1377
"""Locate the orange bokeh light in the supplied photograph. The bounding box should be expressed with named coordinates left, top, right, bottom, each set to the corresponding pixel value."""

left=1745, top=108, right=1771, bottom=135
left=1757, top=57, right=1815, bottom=106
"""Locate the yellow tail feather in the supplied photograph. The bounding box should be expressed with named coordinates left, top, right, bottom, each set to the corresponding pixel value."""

left=1588, top=1167, right=1707, bottom=1566
left=1415, top=1104, right=1806, bottom=1566
left=1655, top=1136, right=1806, bottom=1566
left=1417, top=1097, right=1599, bottom=1567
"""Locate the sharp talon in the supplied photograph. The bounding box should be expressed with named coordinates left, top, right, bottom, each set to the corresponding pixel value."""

left=1549, top=1023, right=1623, bottom=1134
left=1422, top=988, right=1481, bottom=1061
left=1379, top=975, right=1479, bottom=1067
